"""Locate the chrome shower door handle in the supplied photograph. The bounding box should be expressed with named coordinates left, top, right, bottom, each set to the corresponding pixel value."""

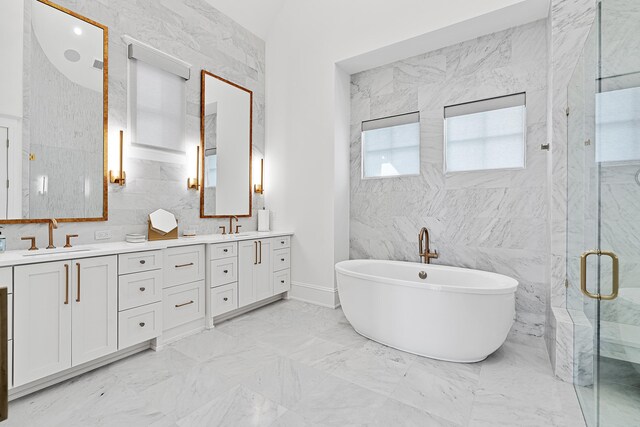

left=580, top=250, right=619, bottom=300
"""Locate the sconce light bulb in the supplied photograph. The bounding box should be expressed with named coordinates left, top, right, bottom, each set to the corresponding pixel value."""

left=73, top=27, right=83, bottom=36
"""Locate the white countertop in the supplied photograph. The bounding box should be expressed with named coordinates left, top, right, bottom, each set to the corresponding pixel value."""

left=0, top=231, right=293, bottom=268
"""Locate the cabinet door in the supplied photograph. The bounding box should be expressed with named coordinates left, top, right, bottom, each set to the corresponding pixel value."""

left=71, top=256, right=118, bottom=366
left=14, top=261, right=71, bottom=386
left=255, top=239, right=273, bottom=301
left=238, top=240, right=257, bottom=307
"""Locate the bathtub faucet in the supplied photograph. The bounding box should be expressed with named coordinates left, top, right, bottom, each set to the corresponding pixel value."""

left=418, top=227, right=439, bottom=264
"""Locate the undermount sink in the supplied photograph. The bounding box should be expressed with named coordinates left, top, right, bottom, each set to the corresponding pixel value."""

left=22, top=247, right=94, bottom=257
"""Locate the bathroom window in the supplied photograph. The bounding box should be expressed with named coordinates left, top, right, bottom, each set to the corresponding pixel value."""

left=361, top=112, right=420, bottom=178
left=444, top=93, right=526, bottom=172
left=596, top=86, right=640, bottom=162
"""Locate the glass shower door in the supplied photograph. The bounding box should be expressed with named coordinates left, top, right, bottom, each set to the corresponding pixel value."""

left=566, top=12, right=600, bottom=425
left=595, top=0, right=640, bottom=424
left=568, top=0, right=640, bottom=426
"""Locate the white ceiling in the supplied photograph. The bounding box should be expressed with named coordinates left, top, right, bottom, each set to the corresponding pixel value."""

left=203, top=0, right=286, bottom=40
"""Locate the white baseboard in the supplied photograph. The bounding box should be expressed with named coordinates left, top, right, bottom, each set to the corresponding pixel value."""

left=289, top=281, right=340, bottom=309
left=212, top=294, right=286, bottom=325
left=153, top=319, right=206, bottom=350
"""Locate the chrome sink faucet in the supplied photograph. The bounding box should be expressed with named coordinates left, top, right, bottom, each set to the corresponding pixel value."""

left=418, top=227, right=438, bottom=264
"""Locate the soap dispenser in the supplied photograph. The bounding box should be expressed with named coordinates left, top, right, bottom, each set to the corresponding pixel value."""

left=0, top=226, right=5, bottom=253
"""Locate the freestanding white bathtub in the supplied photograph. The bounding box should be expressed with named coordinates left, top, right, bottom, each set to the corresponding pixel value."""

left=335, top=259, right=518, bottom=363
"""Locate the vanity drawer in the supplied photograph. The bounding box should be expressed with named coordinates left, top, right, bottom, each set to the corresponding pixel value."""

left=119, top=269, right=163, bottom=311
left=164, top=245, right=205, bottom=288
left=118, top=302, right=162, bottom=349
left=209, top=242, right=238, bottom=260
left=211, top=257, right=238, bottom=287
left=0, top=267, right=13, bottom=294
left=163, top=281, right=205, bottom=330
left=274, top=270, right=291, bottom=294
left=211, top=283, right=238, bottom=317
left=119, top=250, right=163, bottom=275
left=273, top=248, right=290, bottom=272
left=273, top=236, right=291, bottom=250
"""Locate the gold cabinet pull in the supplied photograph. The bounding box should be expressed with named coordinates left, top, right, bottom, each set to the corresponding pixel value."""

left=254, top=241, right=258, bottom=265
left=580, top=250, right=619, bottom=300
left=76, top=263, right=81, bottom=302
left=175, top=300, right=194, bottom=308
left=175, top=262, right=194, bottom=268
left=64, top=264, right=69, bottom=305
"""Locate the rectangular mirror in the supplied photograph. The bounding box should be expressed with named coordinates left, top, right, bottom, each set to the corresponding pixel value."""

left=0, top=0, right=108, bottom=223
left=200, top=70, right=252, bottom=218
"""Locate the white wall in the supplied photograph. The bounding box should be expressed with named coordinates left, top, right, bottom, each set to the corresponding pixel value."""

left=264, top=0, right=545, bottom=305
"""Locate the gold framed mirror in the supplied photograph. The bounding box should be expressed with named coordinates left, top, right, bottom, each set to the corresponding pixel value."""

left=0, top=0, right=108, bottom=224
left=200, top=70, right=253, bottom=218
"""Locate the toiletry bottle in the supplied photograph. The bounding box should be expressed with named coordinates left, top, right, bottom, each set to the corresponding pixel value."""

left=0, top=227, right=5, bottom=253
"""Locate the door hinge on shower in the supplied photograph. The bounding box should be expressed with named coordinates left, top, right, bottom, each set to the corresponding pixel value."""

left=565, top=278, right=569, bottom=288
left=566, top=107, right=570, bottom=116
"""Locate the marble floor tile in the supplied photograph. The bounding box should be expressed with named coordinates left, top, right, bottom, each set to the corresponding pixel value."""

left=175, top=385, right=285, bottom=427
left=392, top=357, right=481, bottom=425
left=105, top=347, right=199, bottom=392
left=268, top=409, right=316, bottom=427
left=371, top=398, right=461, bottom=427
left=287, top=335, right=362, bottom=373
left=138, top=360, right=235, bottom=420
left=330, top=343, right=411, bottom=396
left=314, top=321, right=370, bottom=348
left=289, top=373, right=388, bottom=426
left=599, top=382, right=640, bottom=427
left=240, top=356, right=328, bottom=408
left=6, top=300, right=588, bottom=427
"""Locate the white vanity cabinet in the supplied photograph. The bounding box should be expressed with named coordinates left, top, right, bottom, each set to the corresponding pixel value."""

left=3, top=231, right=292, bottom=396
left=238, top=239, right=273, bottom=307
left=13, top=256, right=117, bottom=387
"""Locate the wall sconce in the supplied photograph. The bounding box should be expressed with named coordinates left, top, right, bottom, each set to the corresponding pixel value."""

left=109, top=130, right=126, bottom=185
left=254, top=158, right=264, bottom=194
left=187, top=146, right=200, bottom=190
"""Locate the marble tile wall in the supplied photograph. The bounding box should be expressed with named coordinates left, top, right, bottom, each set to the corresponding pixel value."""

left=350, top=20, right=549, bottom=336
left=2, top=0, right=265, bottom=248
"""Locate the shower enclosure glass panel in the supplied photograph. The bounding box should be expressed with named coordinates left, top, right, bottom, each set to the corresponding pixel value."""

left=567, top=1, right=640, bottom=425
